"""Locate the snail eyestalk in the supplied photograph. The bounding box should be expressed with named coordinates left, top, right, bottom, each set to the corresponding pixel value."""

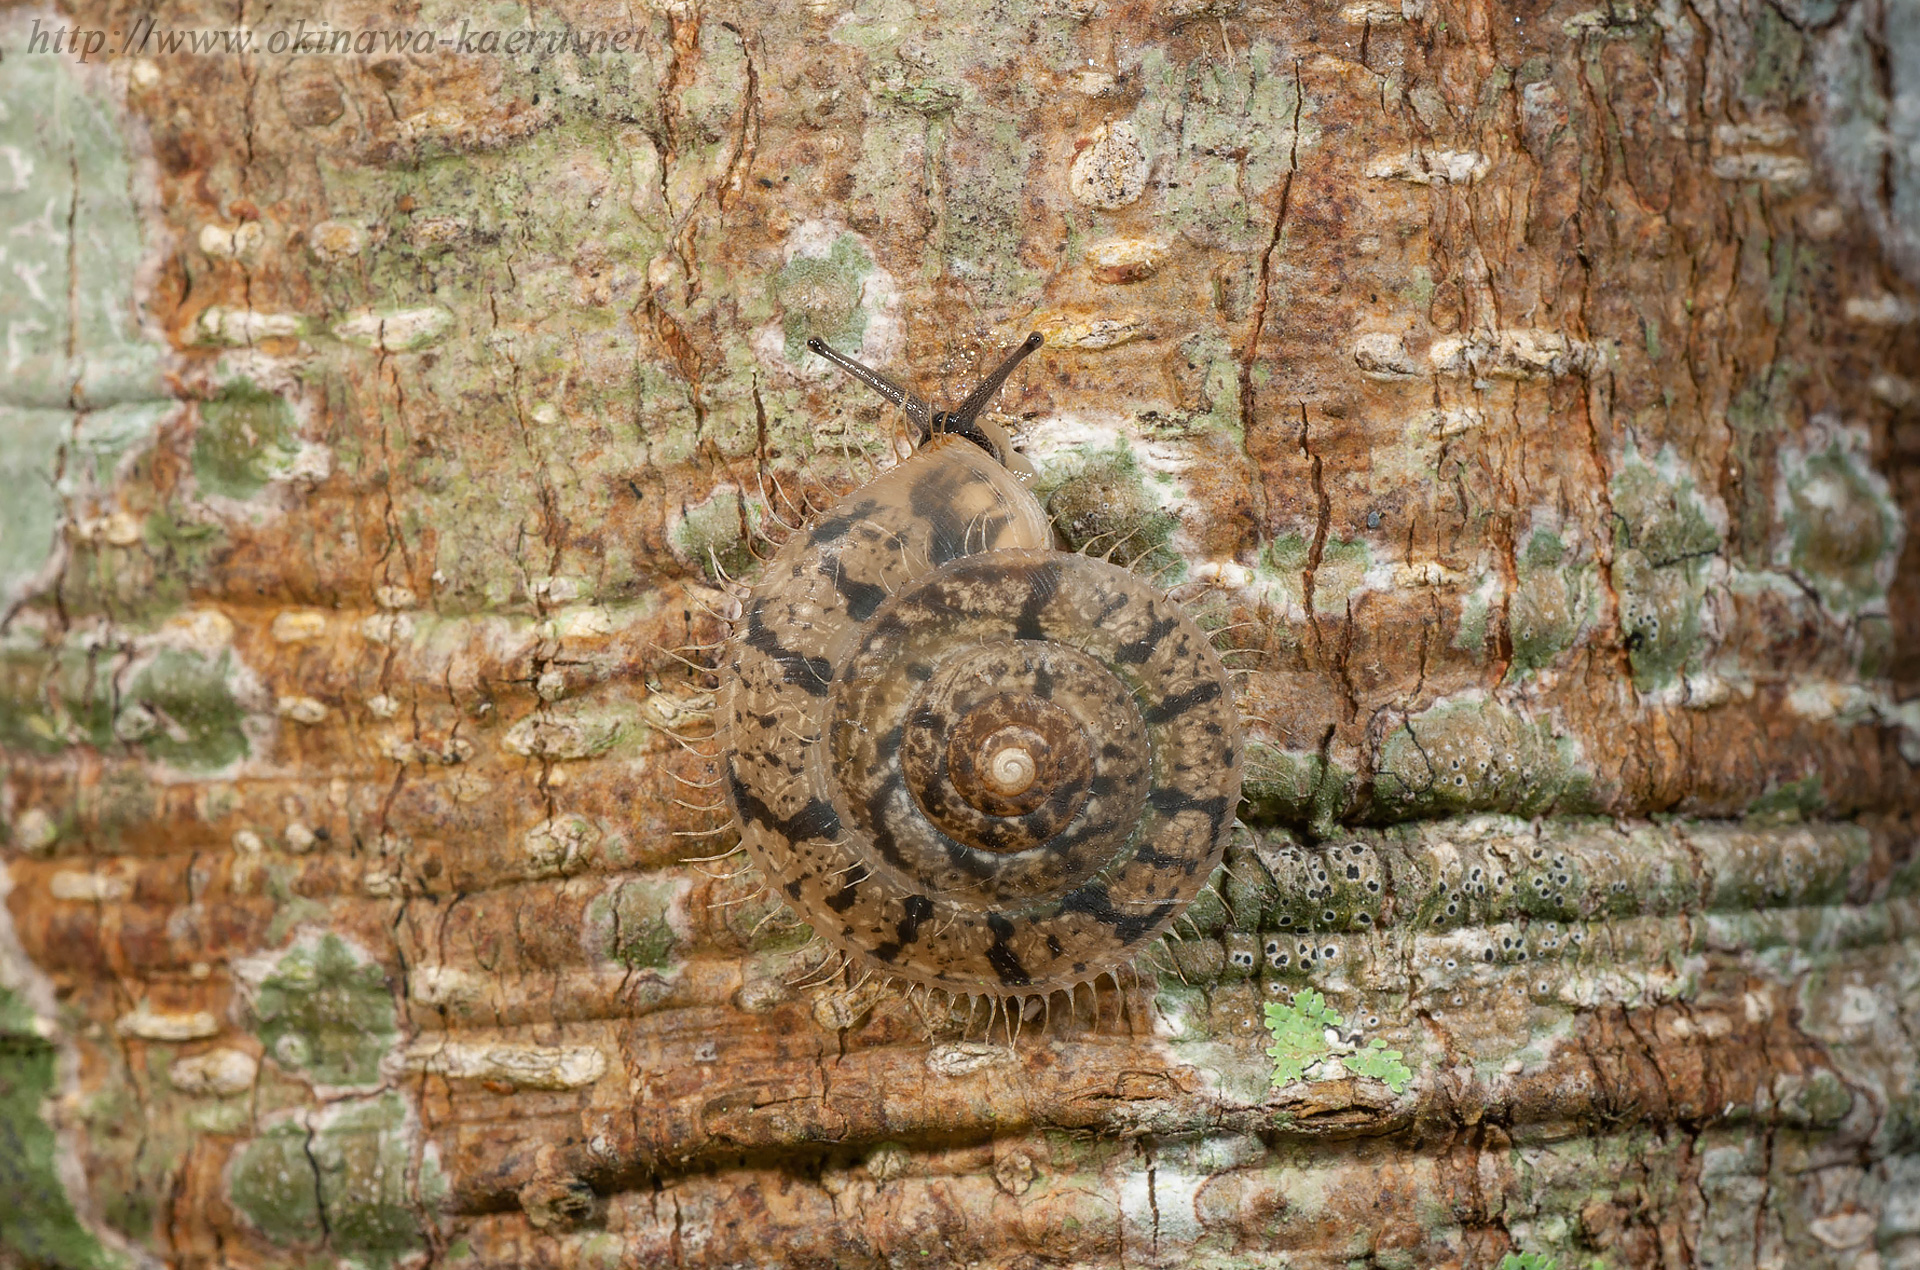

left=948, top=331, right=1044, bottom=428
left=809, top=333, right=1044, bottom=461
left=806, top=336, right=934, bottom=436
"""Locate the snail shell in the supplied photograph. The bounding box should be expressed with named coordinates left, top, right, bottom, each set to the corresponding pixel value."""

left=720, top=335, right=1243, bottom=995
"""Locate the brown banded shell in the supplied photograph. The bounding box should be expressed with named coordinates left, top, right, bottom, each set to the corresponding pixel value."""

left=719, top=339, right=1243, bottom=996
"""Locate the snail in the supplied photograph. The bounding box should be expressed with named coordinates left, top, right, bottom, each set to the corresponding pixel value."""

left=716, top=332, right=1244, bottom=1004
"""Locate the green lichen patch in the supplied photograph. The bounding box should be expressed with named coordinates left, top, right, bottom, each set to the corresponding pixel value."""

left=588, top=875, right=687, bottom=968
left=123, top=649, right=250, bottom=770
left=1256, top=838, right=1386, bottom=934
left=1, top=40, right=172, bottom=609
left=1610, top=449, right=1722, bottom=691
left=1507, top=530, right=1596, bottom=678
left=228, top=1095, right=438, bottom=1268
left=226, top=1118, right=323, bottom=1246
left=1239, top=741, right=1354, bottom=837
left=1165, top=331, right=1244, bottom=439
left=775, top=235, right=874, bottom=364
left=1778, top=440, right=1903, bottom=617
left=1262, top=533, right=1372, bottom=616
left=1745, top=772, right=1825, bottom=824
left=250, top=934, right=398, bottom=1088
left=1373, top=698, right=1594, bottom=821
left=667, top=484, right=761, bottom=583
left=1133, top=44, right=1307, bottom=253
left=191, top=382, right=302, bottom=501
left=0, top=645, right=120, bottom=756
left=0, top=987, right=118, bottom=1270
left=1041, top=445, right=1179, bottom=570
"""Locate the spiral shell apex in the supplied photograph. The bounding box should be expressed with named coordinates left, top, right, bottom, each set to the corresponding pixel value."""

left=720, top=335, right=1243, bottom=995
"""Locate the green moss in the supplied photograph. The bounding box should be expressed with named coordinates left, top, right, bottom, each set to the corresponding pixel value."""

left=0, top=988, right=117, bottom=1270
left=1781, top=443, right=1901, bottom=616
left=192, top=382, right=301, bottom=500
left=1347, top=1040, right=1413, bottom=1092
left=1373, top=699, right=1594, bottom=820
left=124, top=649, right=249, bottom=770
left=775, top=236, right=873, bottom=364
left=252, top=935, right=398, bottom=1087
left=229, top=1095, right=432, bottom=1268
left=1042, top=446, right=1178, bottom=569
left=1496, top=1255, right=1557, bottom=1270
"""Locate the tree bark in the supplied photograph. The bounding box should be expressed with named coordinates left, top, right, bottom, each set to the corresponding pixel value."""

left=1, top=0, right=1917, bottom=1267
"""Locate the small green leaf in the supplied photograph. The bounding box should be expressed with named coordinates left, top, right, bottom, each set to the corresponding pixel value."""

left=1346, top=1038, right=1414, bottom=1093
left=1262, top=989, right=1341, bottom=1087
left=1496, top=1254, right=1557, bottom=1270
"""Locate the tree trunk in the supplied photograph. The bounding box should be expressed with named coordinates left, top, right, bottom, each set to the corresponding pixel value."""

left=2, top=0, right=1917, bottom=1267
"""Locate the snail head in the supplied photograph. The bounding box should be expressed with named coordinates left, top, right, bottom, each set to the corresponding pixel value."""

left=807, top=332, right=1044, bottom=465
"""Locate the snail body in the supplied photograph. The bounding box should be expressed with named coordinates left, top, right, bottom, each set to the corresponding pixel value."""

left=720, top=335, right=1243, bottom=996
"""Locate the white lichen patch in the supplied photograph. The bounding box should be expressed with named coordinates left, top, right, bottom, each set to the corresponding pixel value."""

left=925, top=1042, right=1017, bottom=1077
left=196, top=306, right=305, bottom=346
left=1366, top=149, right=1490, bottom=184
left=197, top=221, right=264, bottom=259
left=1843, top=294, right=1918, bottom=325
left=1352, top=331, right=1420, bottom=378
left=116, top=1006, right=221, bottom=1041
left=169, top=1048, right=259, bottom=1096
left=521, top=815, right=602, bottom=879
left=306, top=218, right=368, bottom=262
left=332, top=306, right=455, bottom=352
left=276, top=695, right=328, bottom=724
left=1085, top=237, right=1168, bottom=283
left=1069, top=120, right=1148, bottom=209
left=1429, top=329, right=1601, bottom=379
left=1038, top=313, right=1149, bottom=350
left=1710, top=153, right=1811, bottom=185
left=49, top=870, right=131, bottom=902
left=398, top=1040, right=609, bottom=1090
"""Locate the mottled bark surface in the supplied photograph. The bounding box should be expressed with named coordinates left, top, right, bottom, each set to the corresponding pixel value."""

left=1, top=0, right=1918, bottom=1267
